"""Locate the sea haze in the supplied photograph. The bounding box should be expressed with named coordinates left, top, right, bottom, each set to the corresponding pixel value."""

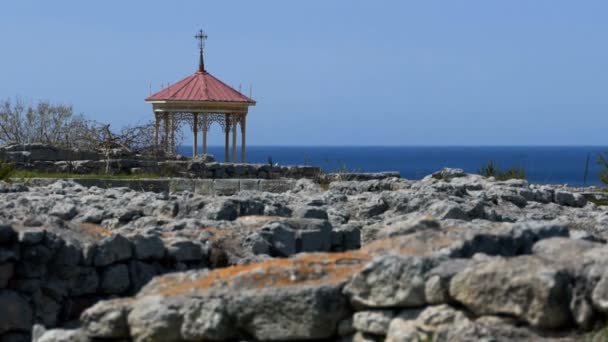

left=177, top=146, right=608, bottom=186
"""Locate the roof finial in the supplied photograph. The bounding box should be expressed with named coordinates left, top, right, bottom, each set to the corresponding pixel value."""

left=195, top=29, right=208, bottom=72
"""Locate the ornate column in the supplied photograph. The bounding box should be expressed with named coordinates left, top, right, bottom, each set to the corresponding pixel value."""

left=170, top=114, right=175, bottom=155
left=202, top=113, right=208, bottom=155
left=224, top=114, right=230, bottom=162
left=231, top=114, right=237, bottom=163
left=192, top=113, right=198, bottom=157
left=163, top=112, right=170, bottom=153
left=154, top=113, right=159, bottom=149
left=241, top=114, right=246, bottom=163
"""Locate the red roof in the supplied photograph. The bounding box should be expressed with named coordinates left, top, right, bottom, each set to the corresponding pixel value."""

left=145, top=71, right=255, bottom=104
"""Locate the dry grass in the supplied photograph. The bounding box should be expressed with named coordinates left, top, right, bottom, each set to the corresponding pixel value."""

left=78, top=223, right=113, bottom=238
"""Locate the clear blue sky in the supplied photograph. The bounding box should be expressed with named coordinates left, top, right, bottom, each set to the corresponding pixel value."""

left=1, top=1, right=607, bottom=146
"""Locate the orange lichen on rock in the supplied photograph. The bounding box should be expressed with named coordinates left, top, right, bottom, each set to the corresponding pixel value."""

left=154, top=250, right=372, bottom=297
left=78, top=223, right=113, bottom=238
left=144, top=229, right=465, bottom=298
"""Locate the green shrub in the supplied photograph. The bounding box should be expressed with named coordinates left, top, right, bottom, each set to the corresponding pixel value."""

left=599, top=153, right=608, bottom=186
left=0, top=161, right=15, bottom=181
left=479, top=161, right=526, bottom=181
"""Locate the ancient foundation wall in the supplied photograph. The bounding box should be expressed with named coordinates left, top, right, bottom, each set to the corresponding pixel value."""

left=23, top=178, right=299, bottom=195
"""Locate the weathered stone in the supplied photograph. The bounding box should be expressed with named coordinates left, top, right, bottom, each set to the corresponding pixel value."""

left=259, top=179, right=296, bottom=193
left=431, top=168, right=466, bottom=180
left=571, top=283, right=594, bottom=329
left=450, top=255, right=571, bottom=328
left=243, top=232, right=271, bottom=255
left=132, top=234, right=165, bottom=260
left=18, top=228, right=45, bottom=244
left=17, top=244, right=52, bottom=277
left=352, top=310, right=394, bottom=336
left=0, top=290, right=33, bottom=334
left=115, top=207, right=143, bottom=223
left=344, top=254, right=430, bottom=308
left=240, top=179, right=260, bottom=191
left=166, top=239, right=204, bottom=261
left=592, top=271, right=608, bottom=313
left=235, top=197, right=265, bottom=216
left=100, top=263, right=130, bottom=294
left=424, top=275, right=448, bottom=305
left=81, top=299, right=130, bottom=339
left=0, top=223, right=16, bottom=244
left=32, top=291, right=62, bottom=327
left=424, top=258, right=471, bottom=305
left=204, top=199, right=238, bottom=221
left=180, top=298, right=234, bottom=340
left=227, top=286, right=348, bottom=340
left=332, top=224, right=362, bottom=251
left=169, top=179, right=194, bottom=193
left=129, top=260, right=159, bottom=291
left=53, top=239, right=82, bottom=269
left=93, top=234, right=133, bottom=266
left=214, top=179, right=240, bottom=195
left=533, top=237, right=600, bottom=270
left=128, top=296, right=184, bottom=342
left=37, top=328, right=90, bottom=342
left=555, top=190, right=586, bottom=207
left=357, top=196, right=388, bottom=219
left=275, top=218, right=332, bottom=253
left=260, top=221, right=297, bottom=257
left=0, top=262, right=14, bottom=287
left=67, top=266, right=99, bottom=296
left=193, top=179, right=214, bottom=195
left=151, top=201, right=179, bottom=218
left=0, top=247, right=18, bottom=263
left=49, top=202, right=78, bottom=220
left=293, top=206, right=329, bottom=220
left=386, top=315, right=422, bottom=342
left=433, top=315, right=553, bottom=342
left=337, top=317, right=356, bottom=336
left=80, top=208, right=104, bottom=223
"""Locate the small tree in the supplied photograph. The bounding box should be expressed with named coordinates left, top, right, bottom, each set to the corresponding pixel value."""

left=599, top=153, right=608, bottom=186
left=479, top=161, right=526, bottom=181
left=0, top=97, right=98, bottom=148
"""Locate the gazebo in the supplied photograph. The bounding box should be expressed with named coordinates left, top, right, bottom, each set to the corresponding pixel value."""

left=145, top=30, right=256, bottom=162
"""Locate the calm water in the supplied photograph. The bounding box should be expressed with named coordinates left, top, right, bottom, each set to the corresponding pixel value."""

left=177, top=146, right=608, bottom=186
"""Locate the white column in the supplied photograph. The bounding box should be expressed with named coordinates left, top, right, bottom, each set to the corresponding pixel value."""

left=224, top=115, right=230, bottom=162
left=192, top=113, right=198, bottom=157
left=170, top=115, right=175, bottom=155
left=154, top=114, right=159, bottom=149
left=231, top=114, right=237, bottom=163
left=163, top=112, right=169, bottom=154
left=202, top=114, right=208, bottom=155
left=241, top=114, right=246, bottom=163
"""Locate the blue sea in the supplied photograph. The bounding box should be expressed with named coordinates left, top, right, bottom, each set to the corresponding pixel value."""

left=177, top=146, right=608, bottom=186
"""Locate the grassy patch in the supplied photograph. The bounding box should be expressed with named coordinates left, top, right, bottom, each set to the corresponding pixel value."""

left=10, top=170, right=165, bottom=180
left=588, top=197, right=608, bottom=207
left=479, top=161, right=526, bottom=181
left=600, top=152, right=608, bottom=187
left=0, top=161, right=16, bottom=181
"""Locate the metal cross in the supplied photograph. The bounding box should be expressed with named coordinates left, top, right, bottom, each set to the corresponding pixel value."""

left=195, top=29, right=208, bottom=50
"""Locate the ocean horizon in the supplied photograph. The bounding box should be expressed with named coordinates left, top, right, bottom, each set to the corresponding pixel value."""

left=177, top=145, right=608, bottom=187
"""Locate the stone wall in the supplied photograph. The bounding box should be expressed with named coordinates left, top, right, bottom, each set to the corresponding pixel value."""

left=23, top=178, right=299, bottom=195
left=0, top=217, right=360, bottom=340
left=1, top=143, right=322, bottom=180
left=15, top=160, right=320, bottom=180
left=0, top=224, right=213, bottom=340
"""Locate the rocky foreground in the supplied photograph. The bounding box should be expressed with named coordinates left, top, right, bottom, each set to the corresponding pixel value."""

left=1, top=168, right=608, bottom=341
